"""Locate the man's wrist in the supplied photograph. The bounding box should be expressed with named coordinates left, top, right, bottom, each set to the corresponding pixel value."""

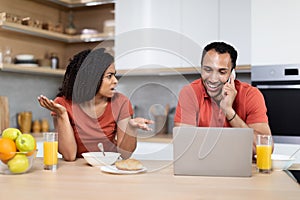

left=227, top=110, right=236, bottom=122
left=227, top=112, right=236, bottom=122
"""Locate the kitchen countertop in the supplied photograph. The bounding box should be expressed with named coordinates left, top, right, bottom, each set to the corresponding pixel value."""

left=1, top=158, right=299, bottom=200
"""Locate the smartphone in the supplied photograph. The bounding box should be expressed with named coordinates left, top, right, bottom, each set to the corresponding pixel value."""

left=227, top=69, right=236, bottom=83
left=285, top=169, right=300, bottom=184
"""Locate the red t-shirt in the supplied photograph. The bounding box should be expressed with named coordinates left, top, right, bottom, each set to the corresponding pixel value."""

left=53, top=93, right=133, bottom=158
left=174, top=79, right=268, bottom=127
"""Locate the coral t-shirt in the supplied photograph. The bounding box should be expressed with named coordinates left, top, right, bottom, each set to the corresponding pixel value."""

left=174, top=79, right=268, bottom=127
left=53, top=93, right=133, bottom=158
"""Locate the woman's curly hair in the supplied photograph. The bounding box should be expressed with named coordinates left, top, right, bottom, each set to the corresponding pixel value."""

left=57, top=48, right=114, bottom=103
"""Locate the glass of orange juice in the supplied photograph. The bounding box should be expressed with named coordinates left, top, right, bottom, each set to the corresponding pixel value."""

left=256, top=135, right=272, bottom=173
left=43, top=132, right=58, bottom=171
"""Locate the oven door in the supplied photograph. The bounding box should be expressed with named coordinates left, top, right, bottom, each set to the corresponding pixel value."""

left=253, top=81, right=300, bottom=144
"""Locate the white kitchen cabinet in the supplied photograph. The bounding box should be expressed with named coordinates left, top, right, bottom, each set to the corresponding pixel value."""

left=180, top=0, right=218, bottom=67
left=220, top=0, right=251, bottom=65
left=115, top=0, right=251, bottom=72
left=115, top=0, right=182, bottom=70
left=115, top=0, right=215, bottom=70
left=181, top=0, right=251, bottom=66
left=252, top=0, right=300, bottom=65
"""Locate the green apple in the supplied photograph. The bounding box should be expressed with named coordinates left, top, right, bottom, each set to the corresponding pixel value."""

left=7, top=154, right=29, bottom=174
left=1, top=128, right=22, bottom=141
left=15, top=133, right=35, bottom=152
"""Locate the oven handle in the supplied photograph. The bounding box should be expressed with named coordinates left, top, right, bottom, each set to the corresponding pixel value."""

left=256, top=85, right=300, bottom=89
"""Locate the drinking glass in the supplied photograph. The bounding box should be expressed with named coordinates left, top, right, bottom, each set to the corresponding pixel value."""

left=256, top=135, right=272, bottom=173
left=43, top=132, right=58, bottom=171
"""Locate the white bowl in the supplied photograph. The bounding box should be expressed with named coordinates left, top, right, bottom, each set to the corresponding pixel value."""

left=15, top=54, right=34, bottom=61
left=81, top=152, right=121, bottom=166
left=271, top=154, right=296, bottom=171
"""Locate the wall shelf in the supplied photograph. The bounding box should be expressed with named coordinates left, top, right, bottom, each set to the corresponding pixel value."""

left=38, top=0, right=116, bottom=8
left=0, top=63, right=251, bottom=77
left=0, top=63, right=65, bottom=77
left=0, top=21, right=113, bottom=43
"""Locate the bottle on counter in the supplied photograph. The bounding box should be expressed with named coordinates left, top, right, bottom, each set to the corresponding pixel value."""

left=50, top=53, right=59, bottom=69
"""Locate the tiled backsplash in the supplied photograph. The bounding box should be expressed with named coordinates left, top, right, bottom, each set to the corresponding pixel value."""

left=0, top=71, right=62, bottom=130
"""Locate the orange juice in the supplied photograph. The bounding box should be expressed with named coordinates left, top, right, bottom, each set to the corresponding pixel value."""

left=43, top=141, right=58, bottom=165
left=256, top=145, right=272, bottom=171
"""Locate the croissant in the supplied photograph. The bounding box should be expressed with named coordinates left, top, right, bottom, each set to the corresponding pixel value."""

left=115, top=158, right=143, bottom=171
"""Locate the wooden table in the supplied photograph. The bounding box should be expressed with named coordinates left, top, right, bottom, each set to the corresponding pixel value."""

left=0, top=158, right=299, bottom=200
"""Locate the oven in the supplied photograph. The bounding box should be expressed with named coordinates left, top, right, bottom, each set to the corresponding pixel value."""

left=252, top=64, right=300, bottom=144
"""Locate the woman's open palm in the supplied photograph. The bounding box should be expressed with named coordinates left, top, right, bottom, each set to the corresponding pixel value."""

left=38, top=95, right=66, bottom=115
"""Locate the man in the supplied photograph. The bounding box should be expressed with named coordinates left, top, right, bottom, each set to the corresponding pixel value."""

left=174, top=41, right=272, bottom=153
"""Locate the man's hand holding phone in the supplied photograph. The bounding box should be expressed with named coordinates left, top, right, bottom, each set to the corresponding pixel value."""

left=220, top=69, right=237, bottom=115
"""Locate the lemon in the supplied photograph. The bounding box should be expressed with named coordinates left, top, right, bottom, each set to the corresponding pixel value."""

left=7, top=154, right=29, bottom=174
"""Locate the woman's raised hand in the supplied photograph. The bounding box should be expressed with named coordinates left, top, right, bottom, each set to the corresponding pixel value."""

left=37, top=95, right=66, bottom=115
left=129, top=117, right=154, bottom=131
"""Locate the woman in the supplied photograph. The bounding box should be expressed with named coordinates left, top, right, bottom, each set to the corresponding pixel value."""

left=38, top=48, right=153, bottom=161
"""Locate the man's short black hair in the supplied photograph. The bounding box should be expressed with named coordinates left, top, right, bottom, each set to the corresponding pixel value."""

left=201, top=41, right=238, bottom=69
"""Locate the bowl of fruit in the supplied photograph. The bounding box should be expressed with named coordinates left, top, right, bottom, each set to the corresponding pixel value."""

left=0, top=128, right=37, bottom=174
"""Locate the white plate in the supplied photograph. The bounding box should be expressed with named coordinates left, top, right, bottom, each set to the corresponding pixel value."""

left=100, top=165, right=147, bottom=174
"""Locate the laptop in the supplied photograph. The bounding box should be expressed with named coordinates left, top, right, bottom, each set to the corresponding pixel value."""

left=173, top=127, right=253, bottom=177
